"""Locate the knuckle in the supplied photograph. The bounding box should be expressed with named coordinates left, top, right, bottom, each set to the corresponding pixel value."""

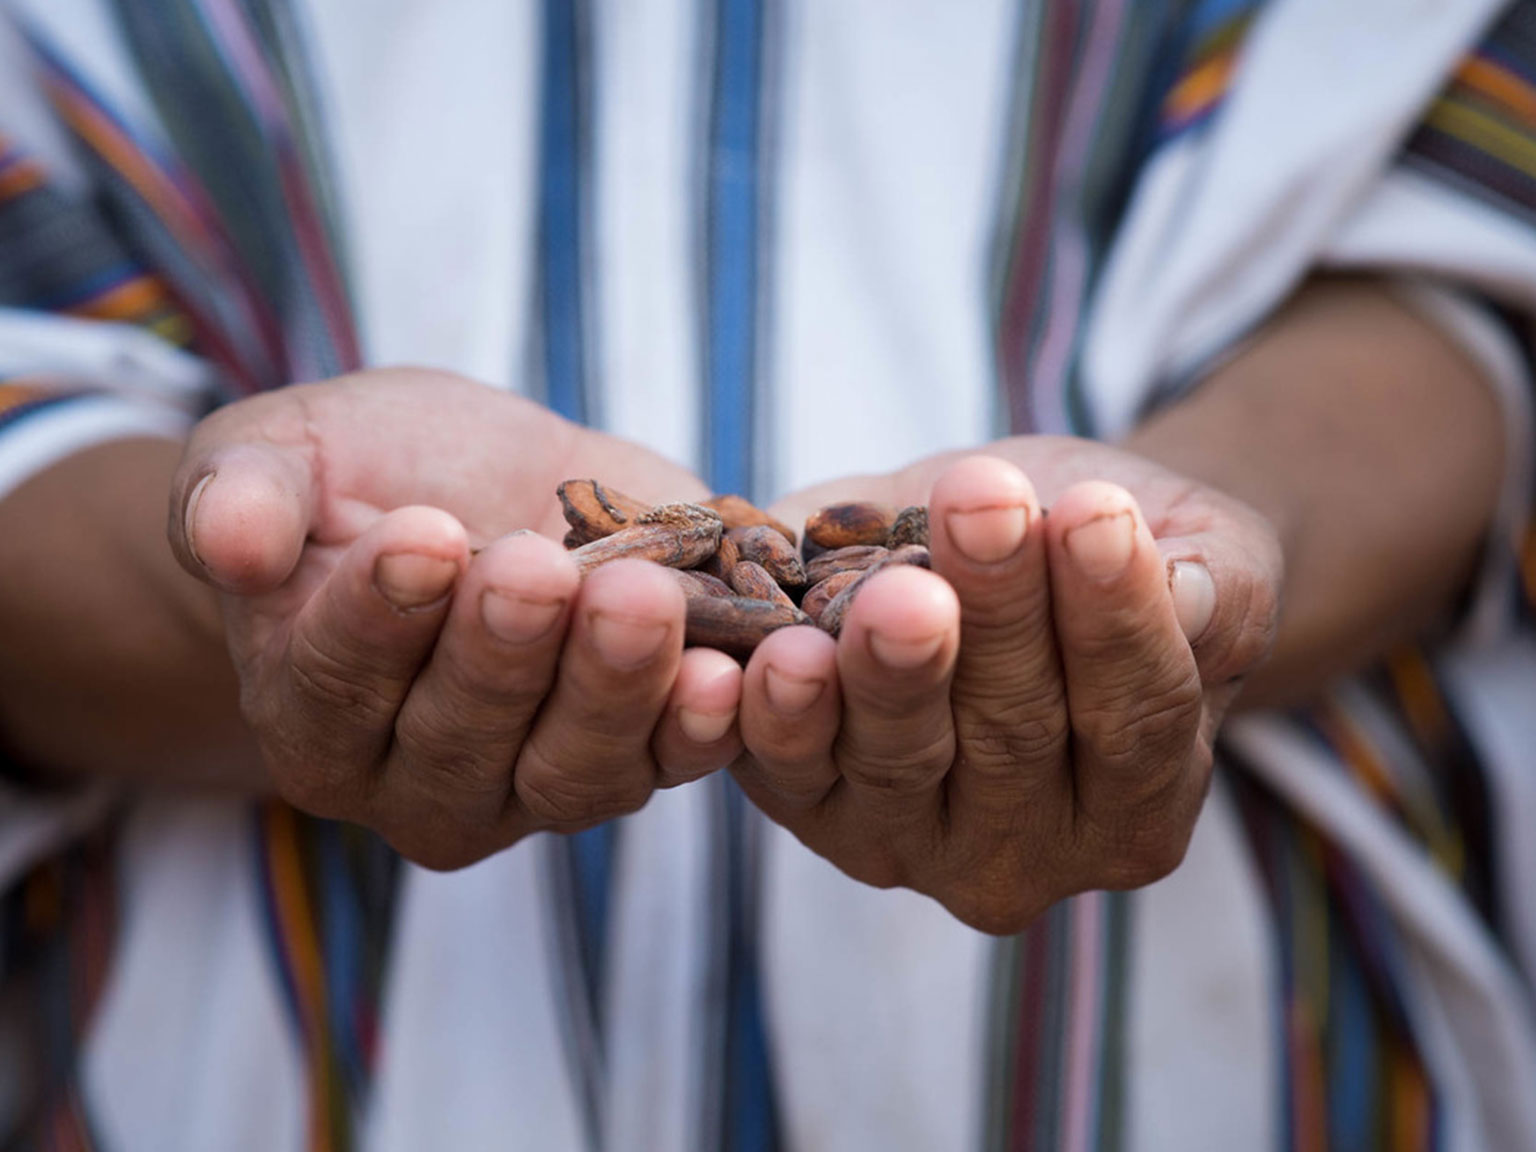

left=288, top=630, right=401, bottom=722
left=960, top=704, right=1069, bottom=769
left=836, top=734, right=952, bottom=796
left=393, top=708, right=508, bottom=798
left=516, top=764, right=651, bottom=828
left=1076, top=664, right=1202, bottom=766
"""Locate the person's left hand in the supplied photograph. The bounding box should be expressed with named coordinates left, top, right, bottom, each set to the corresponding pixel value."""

left=732, top=438, right=1281, bottom=933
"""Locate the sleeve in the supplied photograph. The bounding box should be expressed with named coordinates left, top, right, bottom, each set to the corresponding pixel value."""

left=0, top=133, right=218, bottom=890
left=1083, top=0, right=1536, bottom=643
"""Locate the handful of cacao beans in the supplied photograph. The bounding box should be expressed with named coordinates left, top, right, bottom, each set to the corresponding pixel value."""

left=557, top=479, right=932, bottom=657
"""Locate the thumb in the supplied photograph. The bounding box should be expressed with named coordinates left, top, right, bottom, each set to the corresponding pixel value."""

left=169, top=438, right=317, bottom=595
left=1155, top=516, right=1282, bottom=686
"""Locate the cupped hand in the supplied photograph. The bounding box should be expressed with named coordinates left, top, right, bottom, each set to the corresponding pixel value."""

left=735, top=437, right=1282, bottom=933
left=168, top=368, right=742, bottom=868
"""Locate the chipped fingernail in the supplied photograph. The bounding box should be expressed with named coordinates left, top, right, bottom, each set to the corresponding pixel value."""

left=867, top=629, right=945, bottom=670
left=375, top=553, right=458, bottom=610
left=944, top=504, right=1029, bottom=565
left=1171, top=560, right=1216, bottom=642
left=678, top=707, right=735, bottom=745
left=183, top=471, right=216, bottom=569
left=482, top=589, right=564, bottom=643
left=764, top=666, right=825, bottom=714
left=1065, top=511, right=1135, bottom=581
left=589, top=611, right=670, bottom=668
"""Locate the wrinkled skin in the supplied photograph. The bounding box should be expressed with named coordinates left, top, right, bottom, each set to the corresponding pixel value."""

left=735, top=439, right=1281, bottom=933
left=171, top=372, right=1281, bottom=930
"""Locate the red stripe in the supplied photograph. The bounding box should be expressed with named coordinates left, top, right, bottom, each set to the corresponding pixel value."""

left=998, top=1, right=1083, bottom=433
left=1009, top=921, right=1054, bottom=1152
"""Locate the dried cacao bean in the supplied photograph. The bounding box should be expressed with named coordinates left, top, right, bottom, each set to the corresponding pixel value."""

left=728, top=525, right=806, bottom=589
left=703, top=494, right=797, bottom=545
left=804, top=501, right=898, bottom=549
left=569, top=502, right=722, bottom=576
left=888, top=505, right=929, bottom=548
left=728, top=560, right=798, bottom=609
left=685, top=596, right=809, bottom=657
left=558, top=479, right=652, bottom=545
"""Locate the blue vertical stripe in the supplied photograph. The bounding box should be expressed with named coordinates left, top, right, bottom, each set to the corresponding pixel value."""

left=704, top=0, right=779, bottom=1148
left=705, top=0, right=763, bottom=498
left=538, top=0, right=611, bottom=1129
left=541, top=0, right=591, bottom=424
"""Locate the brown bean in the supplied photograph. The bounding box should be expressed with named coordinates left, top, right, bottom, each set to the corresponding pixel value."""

left=888, top=505, right=929, bottom=548
left=728, top=525, right=806, bottom=589
left=800, top=569, right=861, bottom=626
left=804, top=501, right=898, bottom=549
left=814, top=544, right=931, bottom=635
left=672, top=569, right=735, bottom=600
left=728, top=560, right=798, bottom=609
left=557, top=479, right=652, bottom=544
left=703, top=494, right=797, bottom=545
left=685, top=596, right=809, bottom=658
left=804, top=545, right=888, bottom=586
left=698, top=534, right=741, bottom=582
left=569, top=503, right=723, bottom=576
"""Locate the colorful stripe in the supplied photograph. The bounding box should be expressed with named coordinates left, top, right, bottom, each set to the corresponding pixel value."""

left=1228, top=756, right=1442, bottom=1151
left=1405, top=5, right=1536, bottom=224
left=0, top=824, right=118, bottom=1150
left=986, top=893, right=1129, bottom=1152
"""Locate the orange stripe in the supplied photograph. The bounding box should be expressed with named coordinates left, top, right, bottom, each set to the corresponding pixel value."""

left=1288, top=1000, right=1327, bottom=1152
left=1385, top=647, right=1450, bottom=746
left=1456, top=56, right=1536, bottom=129
left=67, top=274, right=173, bottom=323
left=1521, top=523, right=1536, bottom=609
left=1389, top=1042, right=1432, bottom=1150
left=1316, top=704, right=1396, bottom=808
left=0, top=159, right=47, bottom=199
left=1163, top=49, right=1238, bottom=125
left=43, top=79, right=211, bottom=254
left=265, top=805, right=336, bottom=1152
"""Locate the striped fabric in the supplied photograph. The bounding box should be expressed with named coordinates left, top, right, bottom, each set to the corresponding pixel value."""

left=1, top=824, right=118, bottom=1152
left=983, top=2, right=1534, bottom=1150
left=2, top=4, right=395, bottom=1150
left=3, top=2, right=1536, bottom=1150
left=1406, top=3, right=1536, bottom=223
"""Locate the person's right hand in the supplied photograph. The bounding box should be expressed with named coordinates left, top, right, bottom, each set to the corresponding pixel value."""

left=168, top=368, right=742, bottom=868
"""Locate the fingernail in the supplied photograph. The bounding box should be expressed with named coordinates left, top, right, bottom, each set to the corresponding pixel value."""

left=764, top=666, right=825, bottom=714
left=867, top=629, right=945, bottom=670
left=1171, top=560, right=1216, bottom=642
left=945, top=505, right=1029, bottom=565
left=678, top=707, right=735, bottom=745
left=1065, top=512, right=1135, bottom=580
left=183, top=471, right=215, bottom=569
left=375, top=553, right=458, bottom=610
left=482, top=590, right=564, bottom=643
left=589, top=611, right=669, bottom=668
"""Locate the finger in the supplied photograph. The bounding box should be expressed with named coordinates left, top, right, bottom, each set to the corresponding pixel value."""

left=377, top=530, right=580, bottom=866
left=171, top=441, right=316, bottom=593
left=651, top=647, right=744, bottom=788
left=1155, top=521, right=1281, bottom=685
left=265, top=505, right=468, bottom=815
left=926, top=456, right=1069, bottom=816
left=1046, top=482, right=1205, bottom=879
left=513, top=559, right=685, bottom=829
left=736, top=625, right=842, bottom=810
left=832, top=565, right=960, bottom=823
